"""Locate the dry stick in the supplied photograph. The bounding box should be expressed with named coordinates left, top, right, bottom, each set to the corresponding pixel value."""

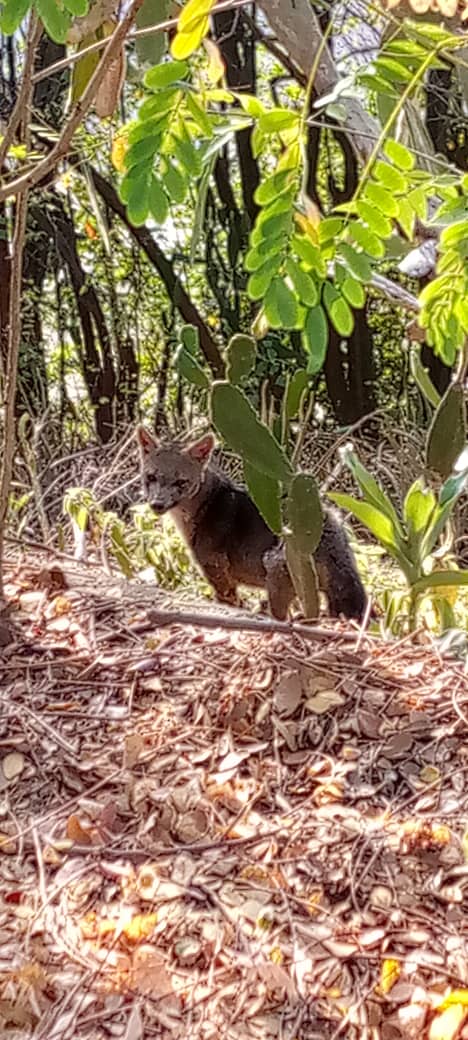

left=0, top=0, right=146, bottom=205
left=0, top=15, right=43, bottom=171
left=0, top=19, right=39, bottom=603
left=140, top=606, right=378, bottom=645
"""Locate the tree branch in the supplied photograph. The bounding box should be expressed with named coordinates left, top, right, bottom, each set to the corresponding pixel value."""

left=0, top=16, right=38, bottom=604
left=0, top=15, right=43, bottom=171
left=0, top=0, right=146, bottom=204
left=257, top=0, right=380, bottom=162
left=89, top=165, right=225, bottom=377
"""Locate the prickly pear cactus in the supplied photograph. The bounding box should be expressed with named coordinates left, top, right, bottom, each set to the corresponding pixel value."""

left=177, top=325, right=324, bottom=618
left=175, top=325, right=209, bottom=387
left=286, top=474, right=323, bottom=554
left=226, top=334, right=256, bottom=384
left=426, top=383, right=466, bottom=480
left=211, top=382, right=293, bottom=482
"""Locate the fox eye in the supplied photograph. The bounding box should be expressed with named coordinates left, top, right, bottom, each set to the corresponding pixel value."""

left=174, top=479, right=187, bottom=491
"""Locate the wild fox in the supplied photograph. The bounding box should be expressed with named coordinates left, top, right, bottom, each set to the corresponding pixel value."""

left=137, top=427, right=367, bottom=622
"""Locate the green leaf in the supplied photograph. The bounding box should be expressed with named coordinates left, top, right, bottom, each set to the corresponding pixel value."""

left=413, top=570, right=468, bottom=596
left=328, top=493, right=405, bottom=561
left=120, top=164, right=149, bottom=205
left=162, top=161, right=187, bottom=203
left=384, top=138, right=415, bottom=171
left=302, top=305, right=328, bottom=374
left=420, top=471, right=468, bottom=559
left=255, top=170, right=294, bottom=206
left=350, top=221, right=385, bottom=258
left=339, top=242, right=372, bottom=282
left=148, top=176, right=169, bottom=223
left=407, top=186, right=427, bottom=220
left=173, top=131, right=200, bottom=176
left=64, top=0, right=88, bottom=13
left=341, top=276, right=365, bottom=309
left=145, top=59, right=189, bottom=89
left=257, top=207, right=292, bottom=240
left=409, top=345, right=441, bottom=409
left=285, top=369, right=309, bottom=418
left=285, top=258, right=318, bottom=307
left=247, top=257, right=282, bottom=300
left=226, top=334, right=256, bottom=384
left=264, top=277, right=298, bottom=330
left=318, top=217, right=343, bottom=243
left=139, top=90, right=178, bottom=120
left=136, top=0, right=169, bottom=66
left=374, top=160, right=408, bottom=193
left=404, top=479, right=436, bottom=544
left=355, top=201, right=392, bottom=238
left=323, top=283, right=354, bottom=336
left=341, top=447, right=403, bottom=531
left=377, top=56, right=414, bottom=83
left=36, top=0, right=70, bottom=42
left=127, top=174, right=151, bottom=225
left=125, top=135, right=160, bottom=168
left=363, top=181, right=399, bottom=217
left=186, top=92, right=212, bottom=136
left=292, top=236, right=327, bottom=276
left=243, top=463, right=282, bottom=534
left=286, top=473, right=323, bottom=554
left=397, top=197, right=416, bottom=239
left=245, top=240, right=282, bottom=272
left=211, top=382, right=293, bottom=482
left=258, top=109, right=299, bottom=133
left=0, top=0, right=30, bottom=33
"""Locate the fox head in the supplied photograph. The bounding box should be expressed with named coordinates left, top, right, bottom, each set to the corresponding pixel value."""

left=136, top=427, right=215, bottom=514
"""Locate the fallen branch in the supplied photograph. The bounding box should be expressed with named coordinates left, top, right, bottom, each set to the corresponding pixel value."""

left=137, top=606, right=378, bottom=645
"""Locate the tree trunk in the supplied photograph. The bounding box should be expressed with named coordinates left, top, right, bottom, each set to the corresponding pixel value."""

left=89, top=165, right=225, bottom=377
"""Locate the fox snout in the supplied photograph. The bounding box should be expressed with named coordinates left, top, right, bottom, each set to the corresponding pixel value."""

left=147, top=493, right=174, bottom=514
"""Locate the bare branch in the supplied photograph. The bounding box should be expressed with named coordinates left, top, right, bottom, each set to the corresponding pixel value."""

left=0, top=14, right=43, bottom=171
left=0, top=16, right=39, bottom=603
left=0, top=0, right=146, bottom=204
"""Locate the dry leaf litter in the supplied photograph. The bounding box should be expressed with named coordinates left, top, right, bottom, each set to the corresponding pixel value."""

left=2, top=550, right=468, bottom=1040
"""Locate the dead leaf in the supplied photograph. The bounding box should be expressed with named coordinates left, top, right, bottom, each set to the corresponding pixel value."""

left=176, top=809, right=209, bottom=843
left=0, top=832, right=17, bottom=855
left=66, top=814, right=93, bottom=844
left=420, top=765, right=441, bottom=785
left=123, top=1002, right=143, bottom=1040
left=274, top=671, right=303, bottom=716
left=306, top=690, right=344, bottom=714
left=429, top=1004, right=468, bottom=1040
left=203, top=38, right=225, bottom=83
left=131, top=946, right=176, bottom=1001
left=123, top=914, right=158, bottom=944
left=124, top=733, right=145, bottom=768
left=2, top=752, right=25, bottom=781
left=376, top=958, right=401, bottom=995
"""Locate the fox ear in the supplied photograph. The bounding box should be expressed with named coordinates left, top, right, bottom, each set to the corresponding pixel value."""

left=136, top=426, right=157, bottom=454
left=186, top=433, right=215, bottom=463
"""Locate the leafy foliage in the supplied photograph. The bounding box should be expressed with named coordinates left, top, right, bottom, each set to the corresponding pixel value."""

left=0, top=0, right=89, bottom=41
left=330, top=444, right=468, bottom=630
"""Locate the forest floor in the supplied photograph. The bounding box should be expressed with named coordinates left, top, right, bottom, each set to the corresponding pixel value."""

left=2, top=549, right=468, bottom=1040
